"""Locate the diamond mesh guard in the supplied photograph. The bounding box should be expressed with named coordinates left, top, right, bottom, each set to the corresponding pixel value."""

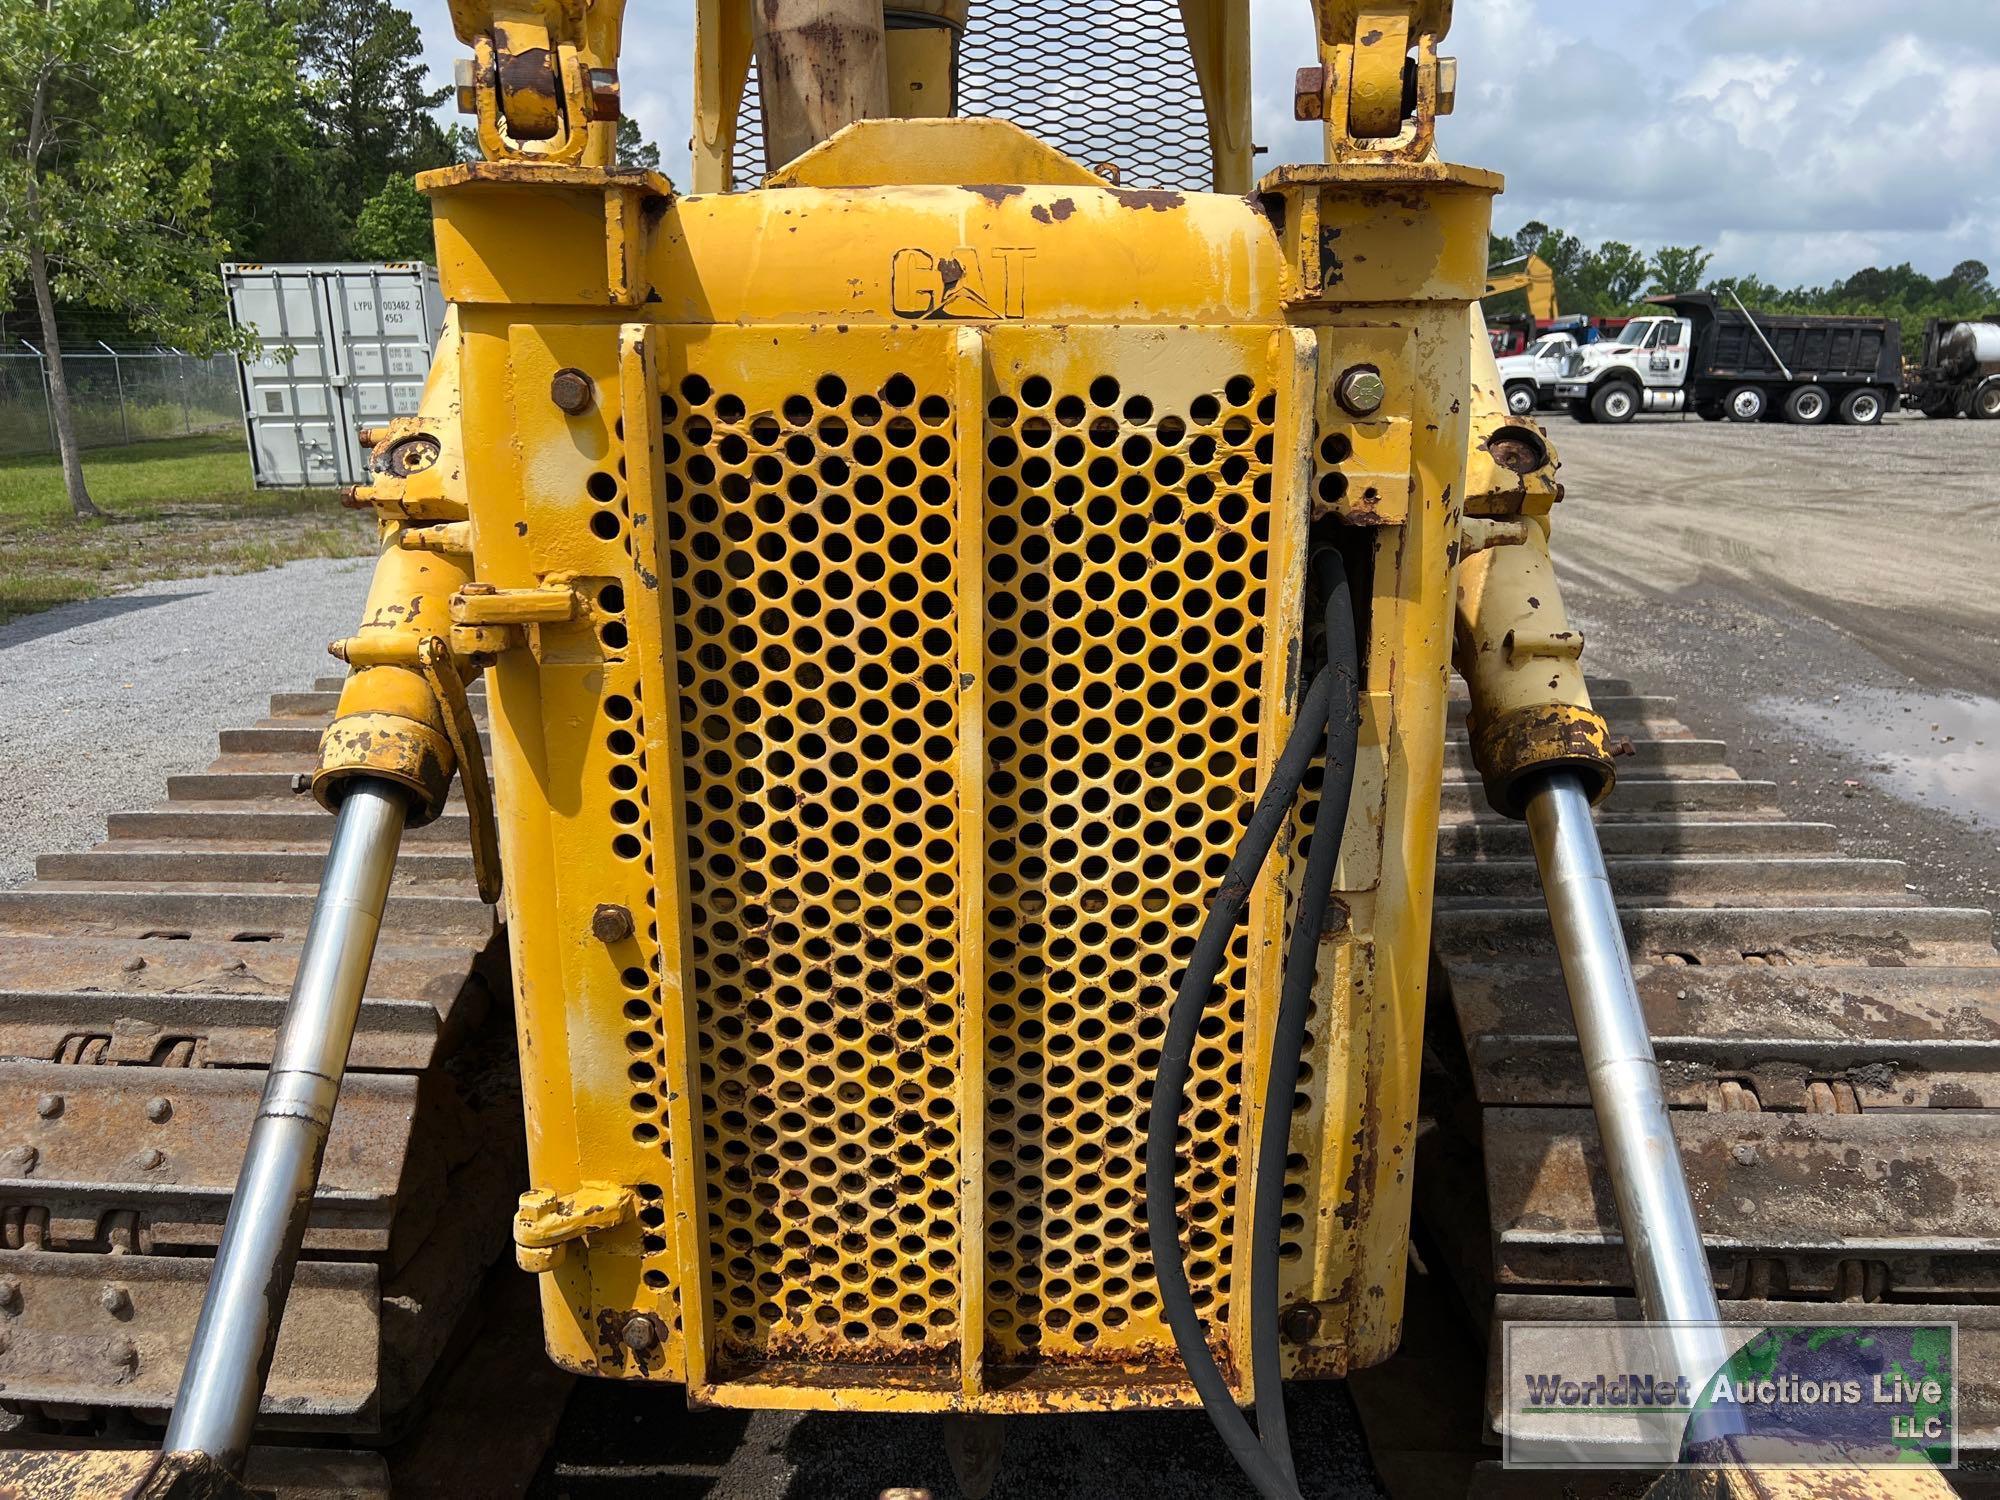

left=734, top=0, right=1214, bottom=190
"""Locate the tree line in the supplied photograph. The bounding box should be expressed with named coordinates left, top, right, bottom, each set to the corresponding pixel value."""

left=1, top=0, right=655, bottom=517
left=1487, top=222, right=1997, bottom=359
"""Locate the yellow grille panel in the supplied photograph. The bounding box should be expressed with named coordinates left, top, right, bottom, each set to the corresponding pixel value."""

left=661, top=332, right=968, bottom=1369
left=977, top=336, right=1277, bottom=1367
left=653, top=325, right=1293, bottom=1391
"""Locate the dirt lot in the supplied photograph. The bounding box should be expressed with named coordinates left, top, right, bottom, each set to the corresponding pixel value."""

left=1547, top=410, right=2000, bottom=924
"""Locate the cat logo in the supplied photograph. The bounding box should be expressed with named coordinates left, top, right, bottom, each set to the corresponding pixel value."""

left=890, top=247, right=1034, bottom=320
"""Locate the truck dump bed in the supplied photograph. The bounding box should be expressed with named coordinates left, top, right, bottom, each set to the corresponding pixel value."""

left=1657, top=292, right=1900, bottom=387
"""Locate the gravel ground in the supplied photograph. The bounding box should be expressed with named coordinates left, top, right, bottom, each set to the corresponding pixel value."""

left=1545, top=410, right=2000, bottom=929
left=0, top=556, right=373, bottom=888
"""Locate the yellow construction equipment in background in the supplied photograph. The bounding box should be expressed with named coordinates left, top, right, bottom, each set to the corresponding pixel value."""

left=5, top=4, right=1979, bottom=1499
left=1484, top=252, right=1560, bottom=322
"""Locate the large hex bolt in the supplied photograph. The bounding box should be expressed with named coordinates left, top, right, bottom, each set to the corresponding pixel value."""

left=1336, top=365, right=1387, bottom=418
left=620, top=1314, right=657, bottom=1354
left=550, top=367, right=596, bottom=416
left=592, top=903, right=635, bottom=943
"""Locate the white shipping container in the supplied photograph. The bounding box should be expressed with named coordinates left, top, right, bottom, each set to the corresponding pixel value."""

left=221, top=262, right=446, bottom=488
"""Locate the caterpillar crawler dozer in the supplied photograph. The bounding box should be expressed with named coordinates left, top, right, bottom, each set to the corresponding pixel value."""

left=2, top=2, right=1990, bottom=1496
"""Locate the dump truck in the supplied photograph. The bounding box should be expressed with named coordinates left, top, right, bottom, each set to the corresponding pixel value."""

left=2, top=4, right=1986, bottom=1499
left=1555, top=291, right=1901, bottom=425
left=1904, top=315, right=2000, bottom=419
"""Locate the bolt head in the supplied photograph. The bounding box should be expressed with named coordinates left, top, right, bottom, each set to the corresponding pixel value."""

left=592, top=903, right=636, bottom=943
left=620, top=1314, right=657, bottom=1353
left=1337, top=366, right=1387, bottom=418
left=100, top=1284, right=131, bottom=1317
left=586, top=67, right=622, bottom=124
left=1293, top=65, right=1327, bottom=121
left=0, top=1274, right=22, bottom=1310
left=138, top=1147, right=165, bottom=1170
left=144, top=1097, right=172, bottom=1124
left=6, top=1146, right=39, bottom=1174
left=550, top=367, right=596, bottom=416
left=122, top=955, right=146, bottom=973
left=1280, top=1302, right=1322, bottom=1344
left=34, top=1094, right=61, bottom=1119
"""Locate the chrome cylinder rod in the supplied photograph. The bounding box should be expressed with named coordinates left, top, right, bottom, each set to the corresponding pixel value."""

left=1522, top=770, right=1735, bottom=1385
left=163, top=778, right=409, bottom=1471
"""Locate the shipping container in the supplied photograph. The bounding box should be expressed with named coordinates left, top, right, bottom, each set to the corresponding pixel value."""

left=221, top=262, right=446, bottom=488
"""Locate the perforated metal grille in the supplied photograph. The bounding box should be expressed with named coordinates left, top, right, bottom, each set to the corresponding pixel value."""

left=660, top=342, right=967, bottom=1368
left=733, top=0, right=1212, bottom=190
left=978, top=356, right=1276, bottom=1364
left=653, top=328, right=1285, bottom=1381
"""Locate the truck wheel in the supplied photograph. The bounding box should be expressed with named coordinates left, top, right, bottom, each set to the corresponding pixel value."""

left=1590, top=382, right=1638, bottom=424
left=1836, top=388, right=1885, bottom=426
left=1974, top=383, right=2000, bottom=421
left=1725, top=385, right=1767, bottom=422
left=1782, top=385, right=1832, bottom=425
left=1505, top=381, right=1538, bottom=416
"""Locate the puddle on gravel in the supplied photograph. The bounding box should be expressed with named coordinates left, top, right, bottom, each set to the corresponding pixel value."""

left=1759, top=685, right=2000, bottom=827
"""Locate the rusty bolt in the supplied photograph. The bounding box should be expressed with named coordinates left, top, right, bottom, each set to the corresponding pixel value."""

left=550, top=367, right=596, bottom=415
left=137, top=1147, right=165, bottom=1170
left=145, top=1097, right=172, bottom=1124
left=459, top=581, right=497, bottom=596
left=337, top=484, right=372, bottom=510
left=620, top=1314, right=657, bottom=1353
left=453, top=57, right=478, bottom=115
left=0, top=1275, right=21, bottom=1312
left=592, top=903, right=636, bottom=943
left=1436, top=56, right=1459, bottom=116
left=1280, top=1302, right=1322, bottom=1345
left=6, top=1146, right=38, bottom=1174
left=109, top=1336, right=138, bottom=1369
left=1336, top=366, right=1387, bottom=418
left=1294, top=65, right=1327, bottom=121
left=356, top=426, right=385, bottom=448
left=291, top=773, right=312, bottom=794
left=1732, top=1143, right=1758, bottom=1166
left=587, top=67, right=622, bottom=124
left=122, top=955, right=146, bottom=973
left=34, top=1094, right=61, bottom=1119
left=100, top=1284, right=132, bottom=1317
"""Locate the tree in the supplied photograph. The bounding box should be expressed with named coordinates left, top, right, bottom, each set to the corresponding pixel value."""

left=1649, top=245, right=1715, bottom=295
left=616, top=115, right=660, bottom=171
left=1, top=0, right=297, bottom=518
left=352, top=173, right=433, bottom=260
left=1590, top=241, right=1652, bottom=309
left=297, top=0, right=454, bottom=249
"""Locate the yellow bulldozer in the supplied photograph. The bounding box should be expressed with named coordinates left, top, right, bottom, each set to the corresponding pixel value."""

left=0, top=3, right=1986, bottom=1498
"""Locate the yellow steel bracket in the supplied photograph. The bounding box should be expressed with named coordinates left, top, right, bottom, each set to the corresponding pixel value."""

left=1308, top=1, right=1456, bottom=162
left=513, top=1183, right=635, bottom=1274
left=417, top=636, right=502, bottom=904
left=447, top=0, right=624, bottom=166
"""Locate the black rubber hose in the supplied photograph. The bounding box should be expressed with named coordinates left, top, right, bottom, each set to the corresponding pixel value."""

left=1145, top=666, right=1333, bottom=1500
left=1251, top=548, right=1363, bottom=1483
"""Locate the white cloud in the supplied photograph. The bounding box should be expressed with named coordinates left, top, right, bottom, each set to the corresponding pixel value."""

left=403, top=0, right=1998, bottom=286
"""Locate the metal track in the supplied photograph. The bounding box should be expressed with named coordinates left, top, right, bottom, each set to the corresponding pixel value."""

left=1418, top=677, right=2000, bottom=1478
left=0, top=677, right=519, bottom=1463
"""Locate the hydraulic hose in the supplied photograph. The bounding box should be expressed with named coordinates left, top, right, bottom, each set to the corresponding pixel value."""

left=1146, top=666, right=1333, bottom=1500
left=1250, top=550, right=1361, bottom=1483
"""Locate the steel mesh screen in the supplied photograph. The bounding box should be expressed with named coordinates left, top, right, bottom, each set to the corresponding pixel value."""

left=733, top=0, right=1213, bottom=191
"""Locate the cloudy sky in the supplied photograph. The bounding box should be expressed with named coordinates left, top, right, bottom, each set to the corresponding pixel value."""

left=405, top=0, right=2000, bottom=287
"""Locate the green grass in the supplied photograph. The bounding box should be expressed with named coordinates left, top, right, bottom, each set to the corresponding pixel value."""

left=0, top=434, right=375, bottom=625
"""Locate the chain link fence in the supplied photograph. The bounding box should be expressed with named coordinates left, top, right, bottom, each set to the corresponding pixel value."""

left=0, top=346, right=242, bottom=459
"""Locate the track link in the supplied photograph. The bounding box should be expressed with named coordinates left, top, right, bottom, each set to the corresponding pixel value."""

left=0, top=677, right=519, bottom=1474
left=1415, top=677, right=2000, bottom=1483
